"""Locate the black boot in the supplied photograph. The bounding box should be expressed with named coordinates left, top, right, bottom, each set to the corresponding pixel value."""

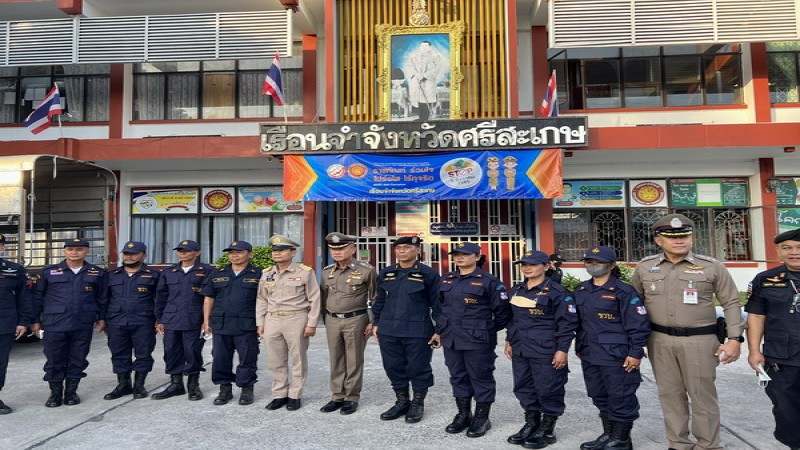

left=63, top=379, right=81, bottom=405
left=214, top=383, right=233, bottom=405
left=132, top=372, right=148, bottom=399
left=151, top=374, right=186, bottom=400
left=239, top=386, right=254, bottom=405
left=581, top=414, right=612, bottom=450
left=104, top=372, right=133, bottom=400
left=523, top=414, right=558, bottom=448
left=603, top=421, right=633, bottom=450
left=445, top=397, right=472, bottom=434
left=187, top=373, right=203, bottom=401
left=405, top=388, right=427, bottom=423
left=379, top=387, right=410, bottom=420
left=0, top=399, right=10, bottom=414
left=508, top=411, right=541, bottom=445
left=466, top=402, right=492, bottom=438
left=45, top=381, right=63, bottom=408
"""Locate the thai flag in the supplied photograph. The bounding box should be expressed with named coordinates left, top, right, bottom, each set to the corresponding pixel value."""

left=23, top=85, right=63, bottom=134
left=262, top=54, right=285, bottom=106
left=539, top=70, right=559, bottom=117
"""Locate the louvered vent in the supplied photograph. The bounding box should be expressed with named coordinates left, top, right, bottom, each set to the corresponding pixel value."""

left=8, top=18, right=75, bottom=65
left=551, top=0, right=800, bottom=48
left=78, top=16, right=147, bottom=63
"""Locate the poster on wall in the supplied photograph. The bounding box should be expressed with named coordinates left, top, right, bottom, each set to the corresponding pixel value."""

left=553, top=180, right=626, bottom=208
left=670, top=179, right=748, bottom=207
left=396, top=201, right=429, bottom=236
left=775, top=177, right=800, bottom=206
left=629, top=180, right=668, bottom=208
left=201, top=188, right=235, bottom=214
left=132, top=188, right=198, bottom=214
left=778, top=208, right=800, bottom=233
left=237, top=187, right=304, bottom=213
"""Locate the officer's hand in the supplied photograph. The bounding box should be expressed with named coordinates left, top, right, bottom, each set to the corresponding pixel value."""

left=14, top=325, right=26, bottom=340
left=428, top=333, right=441, bottom=349
left=363, top=323, right=373, bottom=339
left=715, top=340, right=741, bottom=364
left=373, top=326, right=379, bottom=344
left=155, top=323, right=165, bottom=336
left=95, top=320, right=106, bottom=333
left=203, top=323, right=212, bottom=335
left=31, top=323, right=41, bottom=335
left=504, top=342, right=512, bottom=360
left=748, top=349, right=765, bottom=373
left=257, top=326, right=264, bottom=338
left=552, top=350, right=568, bottom=369
left=623, top=356, right=641, bottom=373
left=304, top=326, right=316, bottom=338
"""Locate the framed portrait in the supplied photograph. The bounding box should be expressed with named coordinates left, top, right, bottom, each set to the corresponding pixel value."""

left=376, top=21, right=464, bottom=122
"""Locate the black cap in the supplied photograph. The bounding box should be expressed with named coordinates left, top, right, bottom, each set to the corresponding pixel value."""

left=582, top=246, right=618, bottom=263
left=224, top=241, right=253, bottom=252
left=173, top=240, right=200, bottom=251
left=0, top=234, right=5, bottom=244
left=121, top=241, right=147, bottom=254
left=549, top=253, right=565, bottom=262
left=449, top=242, right=481, bottom=255
left=392, top=236, right=421, bottom=247
left=515, top=251, right=549, bottom=265
left=775, top=229, right=800, bottom=244
left=64, top=238, right=90, bottom=248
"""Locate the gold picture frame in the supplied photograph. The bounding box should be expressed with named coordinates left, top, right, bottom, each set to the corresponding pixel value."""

left=376, top=21, right=465, bottom=122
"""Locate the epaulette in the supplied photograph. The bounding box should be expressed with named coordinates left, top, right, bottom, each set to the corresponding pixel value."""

left=640, top=254, right=660, bottom=262
left=692, top=254, right=720, bottom=263
left=355, top=260, right=375, bottom=269
left=299, top=263, right=313, bottom=271
left=323, top=263, right=335, bottom=270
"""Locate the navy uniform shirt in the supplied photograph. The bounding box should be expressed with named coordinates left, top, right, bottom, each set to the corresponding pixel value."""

left=155, top=262, right=213, bottom=330
left=437, top=267, right=511, bottom=350
left=200, top=264, right=262, bottom=336
left=0, top=258, right=31, bottom=334
left=105, top=264, right=160, bottom=326
left=33, top=260, right=107, bottom=332
left=373, top=262, right=440, bottom=338
left=745, top=266, right=800, bottom=367
left=506, top=278, right=577, bottom=360
left=574, top=276, right=650, bottom=366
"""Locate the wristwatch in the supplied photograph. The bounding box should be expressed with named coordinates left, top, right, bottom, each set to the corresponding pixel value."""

left=727, top=336, right=745, bottom=343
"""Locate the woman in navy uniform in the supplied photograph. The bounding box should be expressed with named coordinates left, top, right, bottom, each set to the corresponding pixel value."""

left=505, top=250, right=577, bottom=449
left=434, top=241, right=511, bottom=438
left=0, top=234, right=31, bottom=414
left=574, top=246, right=650, bottom=450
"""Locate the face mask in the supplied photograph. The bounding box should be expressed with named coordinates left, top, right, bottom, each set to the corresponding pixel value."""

left=586, top=264, right=611, bottom=278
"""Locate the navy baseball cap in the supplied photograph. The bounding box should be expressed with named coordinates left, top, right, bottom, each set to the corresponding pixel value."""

left=515, top=250, right=549, bottom=265
left=449, top=242, right=481, bottom=255
left=121, top=241, right=147, bottom=254
left=582, top=246, right=617, bottom=263
left=224, top=240, right=253, bottom=252
left=64, top=238, right=90, bottom=248
left=173, top=240, right=200, bottom=251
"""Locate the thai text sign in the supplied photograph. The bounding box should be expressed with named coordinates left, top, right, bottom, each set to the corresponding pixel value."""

left=261, top=118, right=587, bottom=154
left=283, top=149, right=563, bottom=202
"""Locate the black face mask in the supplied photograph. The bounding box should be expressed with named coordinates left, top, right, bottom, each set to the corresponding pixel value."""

left=123, top=262, right=143, bottom=269
left=552, top=262, right=562, bottom=268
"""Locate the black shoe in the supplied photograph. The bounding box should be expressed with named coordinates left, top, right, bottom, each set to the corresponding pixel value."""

left=445, top=397, right=472, bottom=434
left=580, top=414, right=612, bottom=450
left=466, top=402, right=492, bottom=438
left=104, top=372, right=133, bottom=400
left=238, top=386, right=254, bottom=405
left=602, top=420, right=634, bottom=450
left=380, top=387, right=410, bottom=420
left=63, top=379, right=81, bottom=406
left=151, top=375, right=186, bottom=400
left=0, top=399, right=11, bottom=414
left=320, top=400, right=343, bottom=413
left=213, top=384, right=233, bottom=405
left=187, top=373, right=203, bottom=401
left=405, top=389, right=427, bottom=423
left=340, top=401, right=358, bottom=415
left=509, top=411, right=541, bottom=445
left=46, top=381, right=63, bottom=408
left=132, top=372, right=148, bottom=399
left=286, top=398, right=302, bottom=411
left=522, top=414, right=558, bottom=448
left=265, top=397, right=288, bottom=410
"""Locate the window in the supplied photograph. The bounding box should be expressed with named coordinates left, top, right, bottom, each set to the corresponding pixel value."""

left=767, top=41, right=800, bottom=103
left=133, top=59, right=303, bottom=120
left=0, top=64, right=110, bottom=124
left=549, top=44, right=742, bottom=110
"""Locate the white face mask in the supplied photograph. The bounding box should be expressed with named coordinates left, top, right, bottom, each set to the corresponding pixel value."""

left=586, top=264, right=612, bottom=278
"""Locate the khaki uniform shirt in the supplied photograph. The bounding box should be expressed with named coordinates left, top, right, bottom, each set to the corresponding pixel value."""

left=631, top=252, right=744, bottom=337
left=320, top=260, right=377, bottom=315
left=256, top=262, right=321, bottom=328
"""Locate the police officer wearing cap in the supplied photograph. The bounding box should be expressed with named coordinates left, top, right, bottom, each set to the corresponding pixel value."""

left=0, top=234, right=32, bottom=414
left=153, top=240, right=214, bottom=401
left=256, top=235, right=321, bottom=412
left=504, top=250, right=577, bottom=448
left=545, top=253, right=565, bottom=284
left=631, top=214, right=744, bottom=450
left=201, top=240, right=262, bottom=406
left=319, top=232, right=377, bottom=415
left=434, top=241, right=511, bottom=438
left=103, top=241, right=160, bottom=401
left=745, top=228, right=800, bottom=450
left=31, top=238, right=107, bottom=407
left=373, top=236, right=440, bottom=424
left=575, top=246, right=650, bottom=450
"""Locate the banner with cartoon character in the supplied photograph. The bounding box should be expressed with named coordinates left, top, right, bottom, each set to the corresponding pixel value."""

left=282, top=149, right=562, bottom=201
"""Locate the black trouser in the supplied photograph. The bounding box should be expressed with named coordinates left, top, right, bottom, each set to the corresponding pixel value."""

left=163, top=329, right=206, bottom=375
left=42, top=329, right=93, bottom=381
left=211, top=333, right=259, bottom=387
left=106, top=323, right=156, bottom=373
left=766, top=364, right=800, bottom=448
left=0, top=333, right=13, bottom=390
left=378, top=335, right=433, bottom=390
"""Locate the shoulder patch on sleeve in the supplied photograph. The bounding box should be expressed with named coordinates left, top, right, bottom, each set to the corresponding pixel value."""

left=630, top=296, right=641, bottom=305
left=564, top=295, right=574, bottom=303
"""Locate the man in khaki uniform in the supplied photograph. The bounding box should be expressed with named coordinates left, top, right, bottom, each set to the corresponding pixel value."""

left=631, top=214, right=744, bottom=450
left=319, top=232, right=377, bottom=415
left=256, top=235, right=321, bottom=412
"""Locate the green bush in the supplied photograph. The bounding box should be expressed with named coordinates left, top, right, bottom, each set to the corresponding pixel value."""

left=215, top=246, right=274, bottom=269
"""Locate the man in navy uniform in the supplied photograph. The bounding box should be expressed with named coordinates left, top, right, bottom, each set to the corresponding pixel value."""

left=201, top=240, right=262, bottom=406
left=435, top=241, right=511, bottom=438
left=103, top=241, right=160, bottom=400
left=746, top=228, right=800, bottom=450
left=31, top=238, right=107, bottom=407
left=373, top=236, right=440, bottom=423
left=0, top=234, right=32, bottom=414
left=153, top=239, right=213, bottom=401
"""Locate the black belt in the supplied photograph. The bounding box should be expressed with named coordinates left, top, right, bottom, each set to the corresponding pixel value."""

left=651, top=323, right=717, bottom=337
left=326, top=309, right=368, bottom=319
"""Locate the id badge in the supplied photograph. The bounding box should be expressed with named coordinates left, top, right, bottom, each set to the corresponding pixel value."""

left=683, top=288, right=698, bottom=304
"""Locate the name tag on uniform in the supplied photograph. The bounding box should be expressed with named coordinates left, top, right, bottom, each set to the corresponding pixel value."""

left=683, top=288, right=698, bottom=304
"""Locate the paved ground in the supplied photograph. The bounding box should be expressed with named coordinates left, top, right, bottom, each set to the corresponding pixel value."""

left=0, top=329, right=782, bottom=450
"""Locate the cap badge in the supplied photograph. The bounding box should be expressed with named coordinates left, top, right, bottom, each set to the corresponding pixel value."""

left=524, top=251, right=532, bottom=256
left=231, top=241, right=237, bottom=246
left=182, top=241, right=188, bottom=245
left=127, top=243, right=134, bottom=248
left=331, top=235, right=340, bottom=243
left=411, top=236, right=419, bottom=244
left=592, top=248, right=600, bottom=253
left=457, top=242, right=464, bottom=248
left=275, top=238, right=282, bottom=243
left=670, top=217, right=682, bottom=228
left=73, top=238, right=81, bottom=242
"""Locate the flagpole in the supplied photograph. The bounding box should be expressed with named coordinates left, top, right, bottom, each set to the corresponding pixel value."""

left=55, top=83, right=63, bottom=138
